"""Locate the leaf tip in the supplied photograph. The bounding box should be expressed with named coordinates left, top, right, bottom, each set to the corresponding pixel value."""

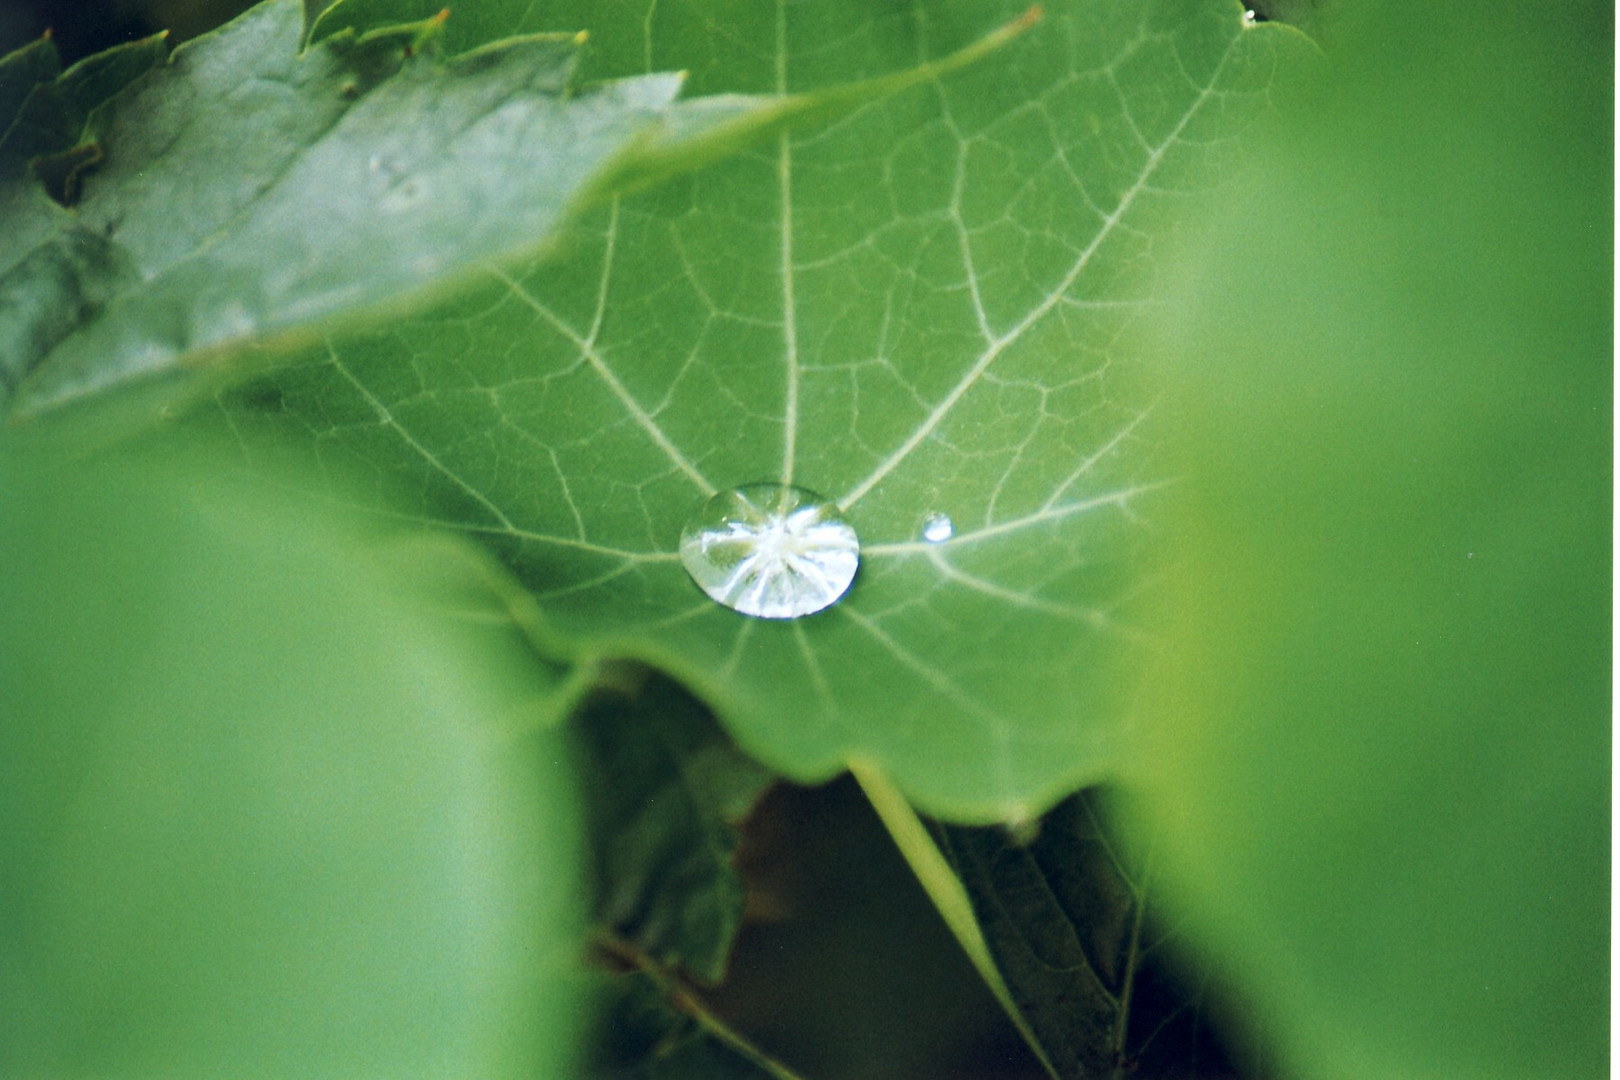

left=572, top=29, right=589, bottom=45
left=1017, top=4, right=1045, bottom=30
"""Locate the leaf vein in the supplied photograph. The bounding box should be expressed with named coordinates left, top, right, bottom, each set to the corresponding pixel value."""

left=494, top=266, right=717, bottom=496
left=326, top=343, right=519, bottom=532
left=838, top=33, right=1240, bottom=510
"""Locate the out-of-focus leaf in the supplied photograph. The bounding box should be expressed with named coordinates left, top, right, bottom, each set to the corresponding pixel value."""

left=575, top=672, right=775, bottom=983
left=937, top=789, right=1236, bottom=1080
left=0, top=33, right=167, bottom=172
left=0, top=35, right=64, bottom=134
left=0, top=443, right=585, bottom=1079
left=1126, top=2, right=1609, bottom=1078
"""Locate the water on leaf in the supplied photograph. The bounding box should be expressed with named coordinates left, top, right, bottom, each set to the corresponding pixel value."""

left=679, top=484, right=859, bottom=619
left=921, top=512, right=955, bottom=543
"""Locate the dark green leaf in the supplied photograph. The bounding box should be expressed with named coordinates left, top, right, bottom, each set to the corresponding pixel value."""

left=576, top=672, right=775, bottom=983
left=937, top=790, right=1234, bottom=1080
left=0, top=35, right=62, bottom=138
left=0, top=33, right=167, bottom=173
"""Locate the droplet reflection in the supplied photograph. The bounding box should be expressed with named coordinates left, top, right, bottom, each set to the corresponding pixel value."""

left=679, top=483, right=859, bottom=619
left=921, top=512, right=954, bottom=543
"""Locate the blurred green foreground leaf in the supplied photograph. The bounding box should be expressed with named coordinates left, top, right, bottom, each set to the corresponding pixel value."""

left=0, top=446, right=585, bottom=1079
left=1127, top=1, right=1610, bottom=1077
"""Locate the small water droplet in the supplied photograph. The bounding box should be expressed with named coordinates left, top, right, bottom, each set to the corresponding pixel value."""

left=1242, top=8, right=1256, bottom=21
left=921, top=512, right=954, bottom=543
left=679, top=483, right=859, bottom=619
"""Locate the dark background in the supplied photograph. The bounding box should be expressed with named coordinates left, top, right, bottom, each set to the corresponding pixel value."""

left=1, top=0, right=253, bottom=62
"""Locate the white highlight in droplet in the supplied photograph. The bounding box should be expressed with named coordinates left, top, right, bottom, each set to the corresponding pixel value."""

left=679, top=483, right=859, bottom=619
left=921, top=512, right=954, bottom=543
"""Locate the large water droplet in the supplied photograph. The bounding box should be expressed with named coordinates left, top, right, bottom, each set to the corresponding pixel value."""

left=921, top=512, right=954, bottom=543
left=679, top=483, right=859, bottom=619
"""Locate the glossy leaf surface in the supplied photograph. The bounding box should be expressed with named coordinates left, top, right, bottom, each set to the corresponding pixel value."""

left=219, top=0, right=1310, bottom=820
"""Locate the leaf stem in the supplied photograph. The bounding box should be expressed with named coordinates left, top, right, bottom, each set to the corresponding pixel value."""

left=1109, top=817, right=1159, bottom=1079
left=594, top=931, right=809, bottom=1080
left=849, top=760, right=1061, bottom=1080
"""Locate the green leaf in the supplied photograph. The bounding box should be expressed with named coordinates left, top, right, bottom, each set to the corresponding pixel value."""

left=575, top=671, right=775, bottom=983
left=1124, top=2, right=1609, bottom=1077
left=216, top=0, right=1312, bottom=820
left=307, top=0, right=579, bottom=54
left=0, top=35, right=62, bottom=136
left=2, top=0, right=1034, bottom=437
left=0, top=443, right=585, bottom=1078
left=0, top=33, right=168, bottom=389
left=0, top=33, right=167, bottom=174
left=0, top=0, right=695, bottom=419
left=936, top=790, right=1234, bottom=1080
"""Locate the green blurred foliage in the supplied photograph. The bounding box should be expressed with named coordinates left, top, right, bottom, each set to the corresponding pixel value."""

left=1129, top=1, right=1609, bottom=1077
left=0, top=443, right=585, bottom=1078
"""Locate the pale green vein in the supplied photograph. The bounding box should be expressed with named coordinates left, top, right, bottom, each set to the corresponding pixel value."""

left=440, top=516, right=679, bottom=562
left=939, top=102, right=995, bottom=345
left=587, top=198, right=622, bottom=345
left=776, top=0, right=801, bottom=486
left=838, top=34, right=1240, bottom=510
left=642, top=601, right=723, bottom=633
left=357, top=507, right=677, bottom=561
left=838, top=605, right=1001, bottom=730
left=921, top=549, right=1111, bottom=625
left=531, top=562, right=646, bottom=600
left=641, top=0, right=660, bottom=72
left=1039, top=406, right=1156, bottom=511
left=493, top=266, right=718, bottom=496
left=326, top=344, right=518, bottom=532
left=792, top=619, right=837, bottom=721
left=718, top=618, right=757, bottom=679
left=862, top=479, right=1171, bottom=556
